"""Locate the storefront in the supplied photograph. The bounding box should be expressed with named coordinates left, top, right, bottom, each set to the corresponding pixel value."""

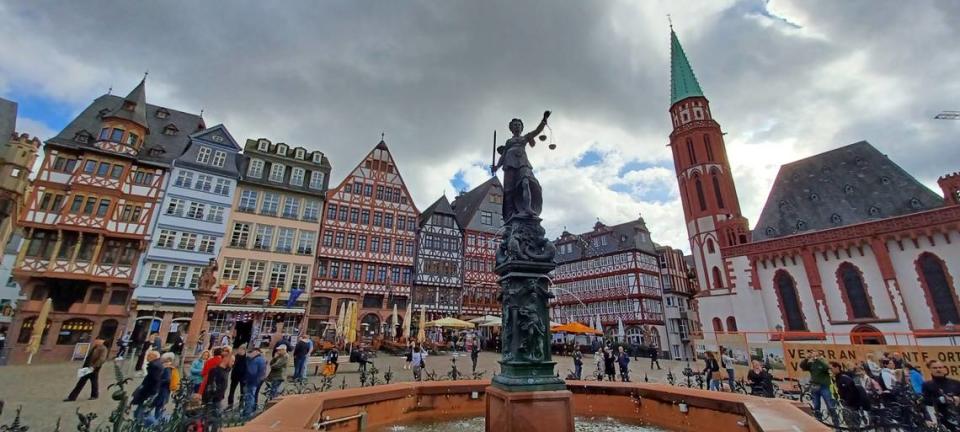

left=204, top=304, right=306, bottom=350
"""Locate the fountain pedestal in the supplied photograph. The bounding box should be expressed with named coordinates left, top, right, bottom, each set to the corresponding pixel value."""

left=485, top=386, right=574, bottom=432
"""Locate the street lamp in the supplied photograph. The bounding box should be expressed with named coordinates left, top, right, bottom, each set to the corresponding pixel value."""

left=945, top=322, right=957, bottom=347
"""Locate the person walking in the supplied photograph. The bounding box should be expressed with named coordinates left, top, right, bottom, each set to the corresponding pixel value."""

left=242, top=347, right=266, bottom=418
left=720, top=347, right=736, bottom=392
left=649, top=346, right=661, bottom=370
left=115, top=332, right=130, bottom=360
left=227, top=346, right=247, bottom=409
left=267, top=345, right=288, bottom=400
left=404, top=341, right=413, bottom=370
left=703, top=352, right=721, bottom=391
left=131, top=351, right=163, bottom=422
left=292, top=335, right=312, bottom=381
left=198, top=347, right=228, bottom=396
left=573, top=347, right=583, bottom=380
left=64, top=338, right=109, bottom=401
left=202, top=353, right=233, bottom=418
left=617, top=346, right=630, bottom=382
left=470, top=341, right=480, bottom=373
left=799, top=351, right=840, bottom=425
left=411, top=343, right=428, bottom=381
left=190, top=350, right=211, bottom=392
left=153, top=352, right=176, bottom=420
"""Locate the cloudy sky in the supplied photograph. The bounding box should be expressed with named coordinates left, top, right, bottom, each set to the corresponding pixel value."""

left=2, top=0, right=958, bottom=252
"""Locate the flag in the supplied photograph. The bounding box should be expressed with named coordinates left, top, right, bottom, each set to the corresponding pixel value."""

left=215, top=284, right=236, bottom=304
left=240, top=285, right=258, bottom=299
left=286, top=288, right=304, bottom=308
left=268, top=287, right=280, bottom=305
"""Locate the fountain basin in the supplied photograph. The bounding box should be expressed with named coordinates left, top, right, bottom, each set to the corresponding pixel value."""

left=228, top=380, right=827, bottom=432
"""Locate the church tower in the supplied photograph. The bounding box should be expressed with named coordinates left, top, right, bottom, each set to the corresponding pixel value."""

left=668, top=27, right=750, bottom=294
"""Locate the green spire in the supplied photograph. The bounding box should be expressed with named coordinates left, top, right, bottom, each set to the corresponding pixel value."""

left=670, top=28, right=704, bottom=105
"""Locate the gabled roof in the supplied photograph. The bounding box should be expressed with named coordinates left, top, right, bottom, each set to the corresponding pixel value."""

left=451, top=176, right=502, bottom=227
left=189, top=124, right=241, bottom=151
left=553, top=217, right=656, bottom=263
left=47, top=94, right=204, bottom=167
left=105, top=79, right=149, bottom=129
left=670, top=28, right=704, bottom=105
left=753, top=141, right=944, bottom=240
left=419, top=195, right=456, bottom=226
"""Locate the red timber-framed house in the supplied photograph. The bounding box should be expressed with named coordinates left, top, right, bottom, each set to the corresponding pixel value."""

left=9, top=79, right=204, bottom=363
left=450, top=177, right=503, bottom=318
left=550, top=217, right=667, bottom=351
left=669, top=27, right=960, bottom=346
left=655, top=244, right=701, bottom=360
left=412, top=195, right=464, bottom=318
left=314, top=140, right=418, bottom=340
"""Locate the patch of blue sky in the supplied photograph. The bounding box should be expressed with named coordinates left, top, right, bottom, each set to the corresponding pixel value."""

left=617, top=160, right=672, bottom=177
left=609, top=182, right=674, bottom=204
left=3, top=86, right=76, bottom=135
left=450, top=170, right=469, bottom=192
left=575, top=149, right=605, bottom=168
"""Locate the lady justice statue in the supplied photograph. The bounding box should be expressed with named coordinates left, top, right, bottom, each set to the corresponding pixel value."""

left=492, top=110, right=550, bottom=221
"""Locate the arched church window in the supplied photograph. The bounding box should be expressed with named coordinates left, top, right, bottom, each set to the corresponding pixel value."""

left=704, top=134, right=714, bottom=161
left=726, top=316, right=738, bottom=332
left=686, top=138, right=697, bottom=164
left=712, top=317, right=723, bottom=333
left=712, top=266, right=723, bottom=290
left=774, top=270, right=807, bottom=331
left=712, top=174, right=725, bottom=209
left=695, top=177, right=707, bottom=211
left=706, top=238, right=715, bottom=254
left=917, top=252, right=960, bottom=326
left=838, top=262, right=874, bottom=319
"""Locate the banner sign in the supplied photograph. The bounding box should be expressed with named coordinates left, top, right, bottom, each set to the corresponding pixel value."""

left=783, top=343, right=960, bottom=378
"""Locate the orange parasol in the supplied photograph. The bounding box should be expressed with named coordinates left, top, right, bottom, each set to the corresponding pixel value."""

left=550, top=321, right=603, bottom=335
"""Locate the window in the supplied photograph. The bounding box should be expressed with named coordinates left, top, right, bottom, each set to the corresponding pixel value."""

left=726, top=316, right=738, bottom=333
left=88, top=288, right=104, bottom=304
left=132, top=170, right=154, bottom=186
left=82, top=160, right=97, bottom=174
left=198, top=235, right=216, bottom=254
left=706, top=238, right=715, bottom=254
left=165, top=198, right=184, bottom=216
left=335, top=232, right=344, bottom=248
left=222, top=258, right=243, bottom=281
left=56, top=318, right=94, bottom=345
left=52, top=156, right=79, bottom=173
left=77, top=234, right=97, bottom=261
left=358, top=235, right=367, bottom=251
left=350, top=208, right=359, bottom=223
left=276, top=228, right=295, bottom=253
left=156, top=230, right=176, bottom=248
left=169, top=265, right=189, bottom=288
left=213, top=178, right=230, bottom=195
left=94, top=199, right=110, bottom=217
left=382, top=238, right=392, bottom=254
left=100, top=239, right=137, bottom=266
left=174, top=170, right=193, bottom=188
left=257, top=140, right=269, bottom=151
left=373, top=211, right=382, bottom=226
left=282, top=196, right=301, bottom=219
left=109, top=290, right=128, bottom=305
left=99, top=128, right=110, bottom=140
left=245, top=261, right=266, bottom=288
left=146, top=263, right=167, bottom=286
left=303, top=200, right=320, bottom=221
left=686, top=138, right=697, bottom=164
left=397, top=215, right=405, bottom=231
left=364, top=184, right=373, bottom=197
left=270, top=263, right=289, bottom=289
left=774, top=270, right=807, bottom=331
left=695, top=177, right=707, bottom=211
left=384, top=213, right=394, bottom=229
left=292, top=265, right=310, bottom=290
left=297, top=231, right=316, bottom=255
left=188, top=267, right=202, bottom=289
left=712, top=174, right=725, bottom=209
left=277, top=144, right=288, bottom=156
left=346, top=233, right=356, bottom=250
left=239, top=190, right=258, bottom=212
left=254, top=225, right=274, bottom=250
left=712, top=317, right=723, bottom=332
left=261, top=192, right=280, bottom=215
left=26, top=230, right=56, bottom=258
left=361, top=210, right=370, bottom=225
left=322, top=231, right=333, bottom=247
left=212, top=150, right=226, bottom=167
left=309, top=171, right=324, bottom=189
left=371, top=237, right=380, bottom=252
left=174, top=233, right=196, bottom=251
left=269, top=163, right=285, bottom=182
left=837, top=263, right=874, bottom=319
left=206, top=205, right=225, bottom=223
left=196, top=147, right=212, bottom=164
left=111, top=128, right=124, bottom=142
left=96, top=162, right=110, bottom=177
left=376, top=185, right=384, bottom=200
left=195, top=174, right=213, bottom=192
left=248, top=159, right=264, bottom=178
left=917, top=252, right=960, bottom=326
left=290, top=168, right=305, bottom=186
left=480, top=211, right=493, bottom=225
left=363, top=295, right=384, bottom=309
left=313, top=153, right=322, bottom=163
left=186, top=202, right=205, bottom=220
left=295, top=149, right=305, bottom=160
left=230, top=223, right=251, bottom=248
left=704, top=134, right=714, bottom=161
left=110, top=164, right=124, bottom=179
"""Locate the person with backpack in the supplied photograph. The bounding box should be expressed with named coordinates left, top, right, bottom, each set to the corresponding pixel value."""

left=153, top=352, right=178, bottom=420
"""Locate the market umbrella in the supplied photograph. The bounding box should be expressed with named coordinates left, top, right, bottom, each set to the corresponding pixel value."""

left=344, top=301, right=354, bottom=344
left=350, top=302, right=360, bottom=343
left=426, top=317, right=476, bottom=329
left=617, top=318, right=626, bottom=342
left=403, top=301, right=412, bottom=340
left=416, top=305, right=426, bottom=343
left=26, top=298, right=51, bottom=365
left=336, top=301, right=347, bottom=339
left=550, top=321, right=603, bottom=335
left=479, top=317, right=502, bottom=327
left=468, top=315, right=499, bottom=325
left=390, top=303, right=398, bottom=339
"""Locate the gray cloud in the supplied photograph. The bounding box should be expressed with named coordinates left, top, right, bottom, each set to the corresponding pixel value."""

left=2, top=0, right=957, bottom=252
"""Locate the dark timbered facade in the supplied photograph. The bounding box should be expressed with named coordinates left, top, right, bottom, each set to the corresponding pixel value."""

left=314, top=140, right=418, bottom=338
left=412, top=196, right=463, bottom=316
left=451, top=177, right=503, bottom=318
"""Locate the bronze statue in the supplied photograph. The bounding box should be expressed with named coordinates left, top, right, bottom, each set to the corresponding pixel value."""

left=492, top=111, right=551, bottom=221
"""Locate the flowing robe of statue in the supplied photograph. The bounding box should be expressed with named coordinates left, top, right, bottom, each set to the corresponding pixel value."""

left=494, top=112, right=550, bottom=221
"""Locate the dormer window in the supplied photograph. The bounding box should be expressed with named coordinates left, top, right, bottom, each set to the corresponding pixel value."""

left=312, top=153, right=322, bottom=164
left=277, top=144, right=288, bottom=156
left=295, top=149, right=305, bottom=160
left=257, top=139, right=269, bottom=152
left=99, top=128, right=110, bottom=140
left=155, top=108, right=169, bottom=119
left=197, top=147, right=212, bottom=164
left=830, top=213, right=842, bottom=225
left=843, top=184, right=854, bottom=194
left=163, top=124, right=179, bottom=136
left=126, top=132, right=138, bottom=146
left=909, top=197, right=922, bottom=209
left=212, top=150, right=226, bottom=168
left=868, top=206, right=881, bottom=216
left=74, top=131, right=91, bottom=144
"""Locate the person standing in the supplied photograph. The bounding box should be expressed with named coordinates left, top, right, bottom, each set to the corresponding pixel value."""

left=131, top=351, right=163, bottom=422
left=922, top=359, right=960, bottom=430
left=832, top=362, right=868, bottom=428
left=411, top=343, right=428, bottom=381
left=404, top=341, right=413, bottom=370
left=202, top=353, right=233, bottom=414
left=151, top=332, right=162, bottom=352
left=746, top=359, right=774, bottom=398
left=227, top=346, right=247, bottom=409
left=617, top=346, right=630, bottom=382
left=190, top=350, right=211, bottom=392
left=470, top=341, right=480, bottom=373
left=169, top=332, right=184, bottom=358
left=198, top=347, right=226, bottom=396
left=64, top=339, right=109, bottom=401
left=153, top=353, right=176, bottom=420
left=267, top=345, right=288, bottom=400
left=649, top=346, right=661, bottom=370
left=602, top=347, right=616, bottom=382
left=799, top=351, right=840, bottom=425
left=292, top=335, right=312, bottom=381
left=573, top=347, right=583, bottom=380
left=594, top=349, right=603, bottom=380
left=242, top=347, right=266, bottom=418
left=703, top=352, right=721, bottom=391
left=720, top=347, right=736, bottom=392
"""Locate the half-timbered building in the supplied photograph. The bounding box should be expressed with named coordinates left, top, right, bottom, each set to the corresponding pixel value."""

left=550, top=217, right=667, bottom=350
left=9, top=79, right=205, bottom=363
left=412, top=196, right=464, bottom=317
left=132, top=124, right=241, bottom=346
left=314, top=140, right=418, bottom=340
left=214, top=138, right=330, bottom=349
left=656, top=244, right=700, bottom=360
left=451, top=177, right=503, bottom=318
